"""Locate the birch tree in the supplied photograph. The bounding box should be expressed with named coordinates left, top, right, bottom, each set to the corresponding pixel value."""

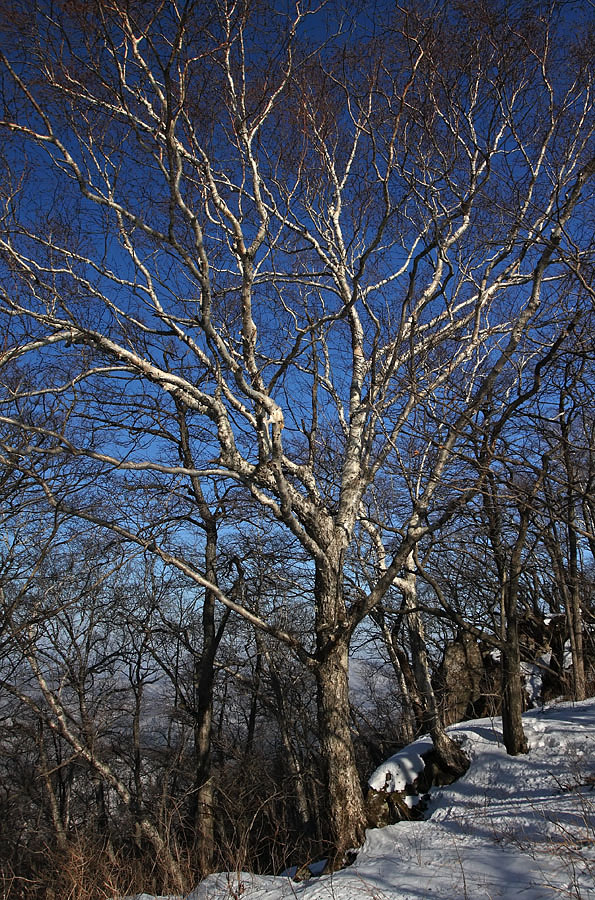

left=0, top=0, right=594, bottom=859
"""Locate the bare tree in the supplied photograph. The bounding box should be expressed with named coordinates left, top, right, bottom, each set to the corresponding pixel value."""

left=0, top=0, right=594, bottom=859
left=0, top=534, right=195, bottom=893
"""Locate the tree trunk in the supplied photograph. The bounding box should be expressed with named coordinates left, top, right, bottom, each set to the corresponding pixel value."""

left=178, top=411, right=223, bottom=877
left=483, top=474, right=529, bottom=755
left=561, top=409, right=586, bottom=701
left=193, top=678, right=215, bottom=878
left=393, top=644, right=424, bottom=742
left=315, top=639, right=366, bottom=865
left=544, top=527, right=586, bottom=702
left=276, top=701, right=314, bottom=836
left=314, top=558, right=366, bottom=866
left=191, top=516, right=218, bottom=878
left=402, top=555, right=469, bottom=779
left=244, top=644, right=262, bottom=756
left=371, top=605, right=418, bottom=743
left=501, top=641, right=528, bottom=755
left=260, top=636, right=314, bottom=835
left=501, top=509, right=529, bottom=756
left=37, top=726, right=68, bottom=853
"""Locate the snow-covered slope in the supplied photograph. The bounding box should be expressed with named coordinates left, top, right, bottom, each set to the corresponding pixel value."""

left=139, top=699, right=595, bottom=900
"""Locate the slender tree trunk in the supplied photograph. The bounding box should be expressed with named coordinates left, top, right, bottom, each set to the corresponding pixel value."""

left=192, top=516, right=218, bottom=878
left=545, top=526, right=586, bottom=702
left=244, top=645, right=262, bottom=757
left=483, top=473, right=529, bottom=755
left=193, top=689, right=215, bottom=878
left=275, top=697, right=314, bottom=835
left=402, top=552, right=469, bottom=778
left=259, top=635, right=314, bottom=835
left=178, top=409, right=223, bottom=877
left=558, top=384, right=587, bottom=700
left=566, top=573, right=586, bottom=702
left=561, top=410, right=586, bottom=700
left=37, top=726, right=68, bottom=852
left=131, top=680, right=144, bottom=843
left=393, top=644, right=424, bottom=741
left=371, top=606, right=418, bottom=743
left=501, top=509, right=529, bottom=756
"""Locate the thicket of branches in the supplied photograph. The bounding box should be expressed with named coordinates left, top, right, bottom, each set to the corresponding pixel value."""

left=0, top=0, right=594, bottom=896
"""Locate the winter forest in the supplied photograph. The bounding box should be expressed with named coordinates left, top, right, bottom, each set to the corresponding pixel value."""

left=0, top=0, right=594, bottom=896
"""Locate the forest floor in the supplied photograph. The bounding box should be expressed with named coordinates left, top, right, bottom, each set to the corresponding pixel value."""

left=136, top=698, right=595, bottom=900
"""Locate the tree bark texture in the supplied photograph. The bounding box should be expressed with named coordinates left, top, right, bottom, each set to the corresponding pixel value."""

left=191, top=516, right=218, bottom=877
left=314, top=558, right=366, bottom=864
left=315, top=639, right=366, bottom=864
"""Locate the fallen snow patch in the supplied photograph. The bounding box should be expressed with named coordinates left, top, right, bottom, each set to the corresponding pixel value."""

left=368, top=735, right=433, bottom=792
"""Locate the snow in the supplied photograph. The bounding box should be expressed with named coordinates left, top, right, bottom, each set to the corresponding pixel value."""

left=521, top=652, right=551, bottom=706
left=564, top=640, right=573, bottom=670
left=368, top=735, right=433, bottom=792
left=134, top=699, right=595, bottom=900
left=123, top=895, right=177, bottom=900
